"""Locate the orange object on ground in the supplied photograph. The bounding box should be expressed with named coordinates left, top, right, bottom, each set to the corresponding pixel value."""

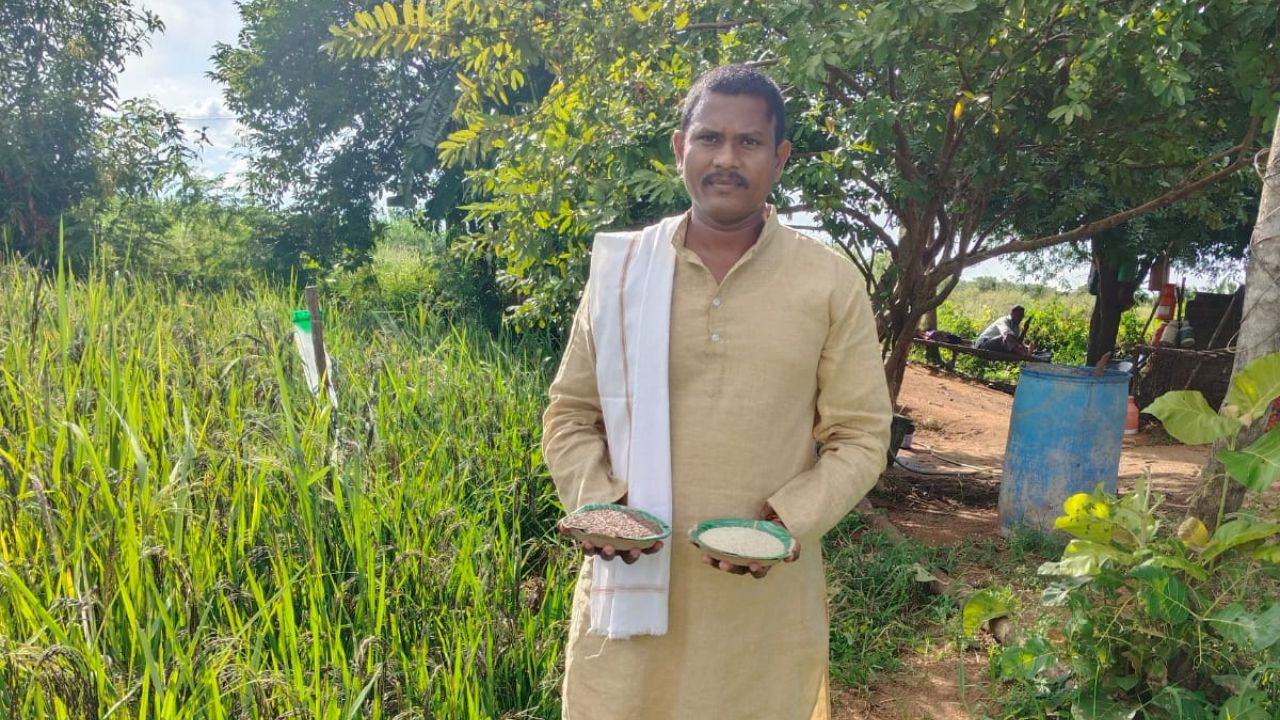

left=1125, top=395, right=1140, bottom=435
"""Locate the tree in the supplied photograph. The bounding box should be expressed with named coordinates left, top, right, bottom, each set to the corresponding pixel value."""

left=210, top=0, right=472, bottom=272
left=326, top=0, right=1279, bottom=396
left=0, top=0, right=164, bottom=259
left=1189, top=108, right=1280, bottom=529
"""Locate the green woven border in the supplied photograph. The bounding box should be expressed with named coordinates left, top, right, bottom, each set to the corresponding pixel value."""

left=565, top=503, right=671, bottom=542
left=688, top=517, right=795, bottom=561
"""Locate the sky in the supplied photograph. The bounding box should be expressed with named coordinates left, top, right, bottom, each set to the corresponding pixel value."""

left=117, top=0, right=245, bottom=183
left=114, top=0, right=1234, bottom=291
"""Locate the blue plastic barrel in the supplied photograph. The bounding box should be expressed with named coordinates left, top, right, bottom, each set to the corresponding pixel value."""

left=998, top=364, right=1130, bottom=535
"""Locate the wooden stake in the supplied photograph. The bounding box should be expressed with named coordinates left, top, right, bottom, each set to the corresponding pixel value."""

left=304, top=286, right=328, bottom=394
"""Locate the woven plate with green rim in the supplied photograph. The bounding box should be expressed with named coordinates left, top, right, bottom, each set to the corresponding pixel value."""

left=689, top=517, right=796, bottom=567
left=561, top=503, right=671, bottom=552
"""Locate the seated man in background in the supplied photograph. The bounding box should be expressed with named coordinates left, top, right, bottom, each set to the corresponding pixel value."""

left=974, top=304, right=1035, bottom=357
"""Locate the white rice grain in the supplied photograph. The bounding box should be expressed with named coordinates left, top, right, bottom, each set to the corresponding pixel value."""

left=699, top=526, right=786, bottom=558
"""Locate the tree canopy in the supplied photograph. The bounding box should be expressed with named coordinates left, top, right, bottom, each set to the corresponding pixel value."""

left=212, top=0, right=474, bottom=271
left=1, top=0, right=177, bottom=259
left=328, top=0, right=1278, bottom=393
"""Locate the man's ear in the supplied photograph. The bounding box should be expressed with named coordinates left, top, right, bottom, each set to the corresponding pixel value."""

left=773, top=139, right=792, bottom=180
left=672, top=129, right=686, bottom=170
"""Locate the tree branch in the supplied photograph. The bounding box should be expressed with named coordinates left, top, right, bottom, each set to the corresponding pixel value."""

left=937, top=118, right=1263, bottom=276
left=684, top=19, right=756, bottom=31
left=838, top=205, right=898, bottom=252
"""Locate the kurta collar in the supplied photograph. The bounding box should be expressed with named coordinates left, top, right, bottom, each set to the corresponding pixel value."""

left=670, top=205, right=783, bottom=260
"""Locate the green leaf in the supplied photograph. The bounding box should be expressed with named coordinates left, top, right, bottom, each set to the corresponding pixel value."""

left=1042, top=576, right=1091, bottom=606
left=1071, top=684, right=1139, bottom=720
left=1143, top=391, right=1240, bottom=445
left=1039, top=553, right=1104, bottom=577
left=1127, top=564, right=1190, bottom=623
left=1216, top=425, right=1280, bottom=493
left=1206, top=604, right=1280, bottom=651
left=1149, top=687, right=1212, bottom=720
left=1253, top=545, right=1280, bottom=563
left=1148, top=553, right=1209, bottom=581
left=998, top=636, right=1055, bottom=681
left=962, top=588, right=1012, bottom=637
left=1223, top=352, right=1280, bottom=425
left=1218, top=689, right=1269, bottom=720
left=1203, top=518, right=1280, bottom=562
left=674, top=11, right=689, bottom=30
left=1064, top=539, right=1133, bottom=565
left=628, top=5, right=649, bottom=22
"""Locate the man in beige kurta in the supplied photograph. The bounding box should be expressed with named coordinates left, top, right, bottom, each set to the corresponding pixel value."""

left=542, top=65, right=891, bottom=720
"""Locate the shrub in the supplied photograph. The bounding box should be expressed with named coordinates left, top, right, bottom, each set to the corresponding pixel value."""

left=969, top=352, right=1280, bottom=719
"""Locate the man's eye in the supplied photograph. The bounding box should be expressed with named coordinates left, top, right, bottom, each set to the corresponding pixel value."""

left=743, top=138, right=760, bottom=146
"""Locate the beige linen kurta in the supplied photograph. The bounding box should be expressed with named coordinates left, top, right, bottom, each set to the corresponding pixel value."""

left=542, top=208, right=891, bottom=720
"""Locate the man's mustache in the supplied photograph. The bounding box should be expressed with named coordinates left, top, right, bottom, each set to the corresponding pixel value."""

left=702, top=171, right=748, bottom=187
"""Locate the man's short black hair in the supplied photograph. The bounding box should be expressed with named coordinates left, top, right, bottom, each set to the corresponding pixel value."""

left=681, top=64, right=787, bottom=146
left=1011, top=305, right=1026, bottom=316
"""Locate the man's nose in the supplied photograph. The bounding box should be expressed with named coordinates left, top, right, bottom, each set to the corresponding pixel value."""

left=712, top=140, right=739, bottom=169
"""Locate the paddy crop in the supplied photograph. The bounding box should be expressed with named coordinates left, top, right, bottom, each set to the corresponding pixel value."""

left=0, top=256, right=574, bottom=718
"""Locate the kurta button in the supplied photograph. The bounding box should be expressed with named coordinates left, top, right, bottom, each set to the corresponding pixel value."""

left=711, top=333, right=721, bottom=343
left=712, top=297, right=722, bottom=307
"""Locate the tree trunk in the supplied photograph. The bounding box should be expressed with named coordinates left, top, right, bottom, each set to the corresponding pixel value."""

left=1087, top=237, right=1125, bottom=367
left=923, top=308, right=943, bottom=366
left=1188, top=111, right=1280, bottom=529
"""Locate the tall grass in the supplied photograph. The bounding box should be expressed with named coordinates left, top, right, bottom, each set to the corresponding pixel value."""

left=0, top=253, right=572, bottom=718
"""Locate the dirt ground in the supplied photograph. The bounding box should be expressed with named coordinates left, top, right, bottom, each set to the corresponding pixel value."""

left=831, top=364, right=1216, bottom=720
left=879, top=364, right=1211, bottom=546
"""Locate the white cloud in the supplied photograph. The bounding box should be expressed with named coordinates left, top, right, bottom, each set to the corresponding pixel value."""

left=118, top=1, right=243, bottom=178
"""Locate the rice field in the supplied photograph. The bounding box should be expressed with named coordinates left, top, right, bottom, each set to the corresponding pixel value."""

left=0, top=256, right=575, bottom=718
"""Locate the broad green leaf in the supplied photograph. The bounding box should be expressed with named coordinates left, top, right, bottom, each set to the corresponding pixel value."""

left=1042, top=576, right=1090, bottom=606
left=1252, top=603, right=1280, bottom=650
left=1143, top=391, right=1240, bottom=445
left=1063, top=539, right=1133, bottom=565
left=1203, top=518, right=1280, bottom=562
left=674, top=10, right=689, bottom=30
left=1218, top=689, right=1269, bottom=720
left=998, top=636, right=1055, bottom=681
left=1148, top=553, right=1209, bottom=581
left=1223, top=352, right=1280, bottom=425
left=1039, top=554, right=1104, bottom=577
left=628, top=5, right=648, bottom=22
left=1127, top=564, right=1190, bottom=623
left=962, top=588, right=1012, bottom=637
left=1150, top=687, right=1212, bottom=720
left=1216, top=425, right=1280, bottom=493
left=1205, top=603, right=1280, bottom=651
left=1253, top=545, right=1280, bottom=563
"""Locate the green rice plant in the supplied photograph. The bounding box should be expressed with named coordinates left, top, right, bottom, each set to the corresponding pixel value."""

left=0, top=241, right=574, bottom=718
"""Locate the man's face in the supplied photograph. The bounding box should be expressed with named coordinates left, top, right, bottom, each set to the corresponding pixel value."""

left=1011, top=309, right=1025, bottom=325
left=672, top=92, right=791, bottom=228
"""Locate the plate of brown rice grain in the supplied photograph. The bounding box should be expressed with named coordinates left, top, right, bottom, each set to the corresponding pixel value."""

left=560, top=503, right=671, bottom=552
left=689, top=518, right=796, bottom=567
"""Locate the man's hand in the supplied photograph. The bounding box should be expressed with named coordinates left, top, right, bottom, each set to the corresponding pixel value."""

left=557, top=519, right=664, bottom=564
left=699, top=503, right=801, bottom=579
